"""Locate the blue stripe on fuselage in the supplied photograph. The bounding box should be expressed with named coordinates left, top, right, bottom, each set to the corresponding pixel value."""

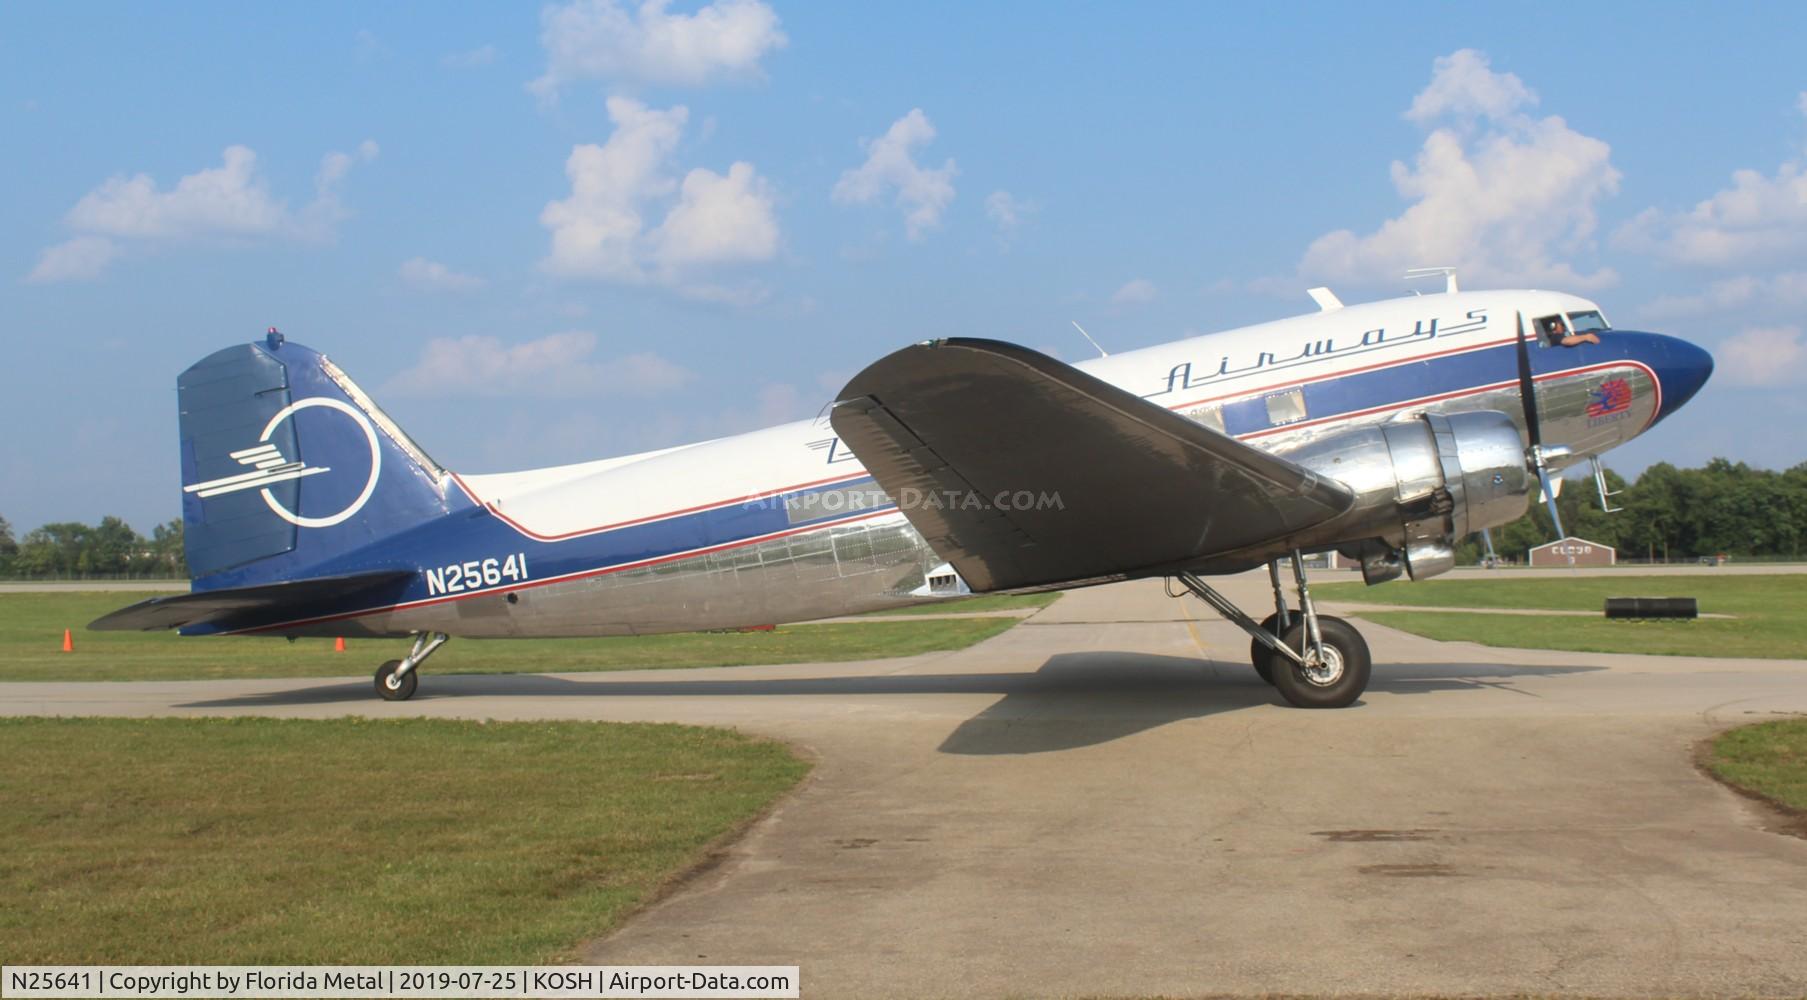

left=201, top=336, right=1658, bottom=634
left=183, top=476, right=895, bottom=634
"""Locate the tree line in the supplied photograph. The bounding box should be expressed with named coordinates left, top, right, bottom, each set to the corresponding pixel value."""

left=1459, top=458, right=1807, bottom=564
left=1, top=459, right=1802, bottom=578
left=0, top=516, right=187, bottom=578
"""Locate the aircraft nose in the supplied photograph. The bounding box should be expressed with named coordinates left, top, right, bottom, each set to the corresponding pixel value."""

left=1643, top=332, right=1714, bottom=423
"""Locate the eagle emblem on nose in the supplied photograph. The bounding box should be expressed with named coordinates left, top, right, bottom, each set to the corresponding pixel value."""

left=1586, top=378, right=1632, bottom=418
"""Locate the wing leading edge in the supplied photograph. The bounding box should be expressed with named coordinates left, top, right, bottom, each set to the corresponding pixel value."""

left=830, top=338, right=1354, bottom=592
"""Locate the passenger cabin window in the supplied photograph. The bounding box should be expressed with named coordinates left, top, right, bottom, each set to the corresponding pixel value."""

left=1186, top=404, right=1226, bottom=433
left=1265, top=388, right=1307, bottom=426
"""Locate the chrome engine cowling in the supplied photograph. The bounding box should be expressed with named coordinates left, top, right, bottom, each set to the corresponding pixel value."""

left=1276, top=411, right=1531, bottom=583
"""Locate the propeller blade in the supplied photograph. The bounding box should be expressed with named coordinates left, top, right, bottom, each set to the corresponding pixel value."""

left=1514, top=312, right=1543, bottom=447
left=1536, top=467, right=1566, bottom=539
left=1515, top=311, right=1567, bottom=538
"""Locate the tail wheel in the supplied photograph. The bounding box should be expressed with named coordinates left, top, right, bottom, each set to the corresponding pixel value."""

left=374, top=659, right=418, bottom=702
left=1248, top=614, right=1283, bottom=686
left=1270, top=615, right=1371, bottom=709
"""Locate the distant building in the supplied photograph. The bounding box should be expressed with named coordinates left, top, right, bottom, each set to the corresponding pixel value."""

left=1529, top=536, right=1617, bottom=567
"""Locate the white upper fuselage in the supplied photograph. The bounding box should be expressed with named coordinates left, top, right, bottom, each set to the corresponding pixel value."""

left=455, top=288, right=1614, bottom=537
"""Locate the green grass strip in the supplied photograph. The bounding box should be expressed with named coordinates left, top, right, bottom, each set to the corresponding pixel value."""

left=0, top=716, right=808, bottom=964
left=1, top=592, right=1019, bottom=682
left=1317, top=574, right=1807, bottom=659
left=1707, top=719, right=1807, bottom=814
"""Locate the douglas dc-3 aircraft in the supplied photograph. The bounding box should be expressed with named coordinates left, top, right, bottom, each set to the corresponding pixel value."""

left=94, top=275, right=1713, bottom=708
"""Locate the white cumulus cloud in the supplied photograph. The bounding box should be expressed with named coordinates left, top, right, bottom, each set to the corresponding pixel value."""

left=984, top=190, right=1035, bottom=246
left=542, top=99, right=686, bottom=283
left=832, top=109, right=958, bottom=241
left=25, top=142, right=378, bottom=283
left=385, top=331, right=695, bottom=398
left=653, top=161, right=779, bottom=267
left=530, top=0, right=786, bottom=99
left=399, top=257, right=486, bottom=292
left=66, top=146, right=288, bottom=239
left=1111, top=278, right=1157, bottom=304
left=985, top=190, right=1024, bottom=230
left=26, top=236, right=118, bottom=284
left=539, top=97, right=778, bottom=298
left=1716, top=325, right=1805, bottom=387
left=1298, top=49, right=1620, bottom=290
left=1615, top=95, right=1807, bottom=267
left=1405, top=48, right=1536, bottom=124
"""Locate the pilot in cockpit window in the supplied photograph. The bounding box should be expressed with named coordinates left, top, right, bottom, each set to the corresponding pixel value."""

left=1542, top=314, right=1601, bottom=348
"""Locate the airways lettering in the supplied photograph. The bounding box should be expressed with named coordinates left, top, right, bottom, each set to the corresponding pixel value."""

left=1150, top=307, right=1489, bottom=399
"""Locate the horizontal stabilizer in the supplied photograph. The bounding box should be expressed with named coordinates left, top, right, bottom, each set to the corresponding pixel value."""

left=88, top=571, right=413, bottom=633
left=831, top=338, right=1355, bottom=592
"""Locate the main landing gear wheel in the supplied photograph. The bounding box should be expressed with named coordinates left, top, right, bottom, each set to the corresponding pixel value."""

left=1269, top=615, right=1371, bottom=709
left=1174, top=555, right=1372, bottom=710
left=374, top=659, right=418, bottom=701
left=1249, top=614, right=1283, bottom=686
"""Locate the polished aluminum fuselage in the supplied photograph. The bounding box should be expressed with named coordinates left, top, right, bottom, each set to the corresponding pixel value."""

left=332, top=289, right=1665, bottom=639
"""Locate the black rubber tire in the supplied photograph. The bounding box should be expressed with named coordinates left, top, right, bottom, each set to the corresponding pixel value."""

left=1269, top=615, right=1371, bottom=709
left=1249, top=613, right=1284, bottom=685
left=374, top=659, right=418, bottom=701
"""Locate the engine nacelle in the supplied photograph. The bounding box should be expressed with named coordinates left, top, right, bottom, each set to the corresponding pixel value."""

left=1277, top=411, right=1531, bottom=583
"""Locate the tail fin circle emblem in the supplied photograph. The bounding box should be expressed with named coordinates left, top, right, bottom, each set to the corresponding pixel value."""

left=182, top=397, right=382, bottom=528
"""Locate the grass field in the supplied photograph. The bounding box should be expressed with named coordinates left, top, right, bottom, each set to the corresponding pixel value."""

left=0, top=716, right=809, bottom=964
left=1313, top=574, right=1807, bottom=659
left=0, top=592, right=1024, bottom=682
left=1707, top=719, right=1807, bottom=814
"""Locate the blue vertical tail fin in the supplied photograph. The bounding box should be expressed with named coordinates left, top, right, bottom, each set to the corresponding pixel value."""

left=179, top=330, right=469, bottom=590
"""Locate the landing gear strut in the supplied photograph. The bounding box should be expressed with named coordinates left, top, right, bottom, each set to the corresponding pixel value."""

left=1176, top=550, right=1372, bottom=709
left=374, top=631, right=449, bottom=702
left=1245, top=561, right=1295, bottom=686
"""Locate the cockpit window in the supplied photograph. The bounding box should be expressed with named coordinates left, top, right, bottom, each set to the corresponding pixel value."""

left=1568, top=310, right=1609, bottom=334
left=1536, top=311, right=1603, bottom=348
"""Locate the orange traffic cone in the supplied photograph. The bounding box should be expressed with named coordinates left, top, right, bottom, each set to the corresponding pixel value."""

left=334, top=637, right=346, bottom=653
left=62, top=629, right=73, bottom=653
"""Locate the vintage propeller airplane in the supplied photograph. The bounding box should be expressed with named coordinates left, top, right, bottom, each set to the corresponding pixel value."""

left=94, top=274, right=1713, bottom=708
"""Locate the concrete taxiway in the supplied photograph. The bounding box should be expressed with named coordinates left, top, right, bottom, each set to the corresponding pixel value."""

left=4, top=572, right=1806, bottom=997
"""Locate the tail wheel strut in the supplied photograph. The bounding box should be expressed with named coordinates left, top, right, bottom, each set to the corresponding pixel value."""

left=374, top=631, right=449, bottom=702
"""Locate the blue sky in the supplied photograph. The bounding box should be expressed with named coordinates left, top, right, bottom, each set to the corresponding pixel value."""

left=5, top=2, right=1807, bottom=533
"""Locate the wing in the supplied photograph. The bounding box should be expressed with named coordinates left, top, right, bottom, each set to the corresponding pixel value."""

left=89, top=571, right=413, bottom=632
left=830, top=338, right=1353, bottom=592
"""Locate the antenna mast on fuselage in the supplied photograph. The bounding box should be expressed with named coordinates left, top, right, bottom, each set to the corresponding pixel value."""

left=1071, top=321, right=1109, bottom=358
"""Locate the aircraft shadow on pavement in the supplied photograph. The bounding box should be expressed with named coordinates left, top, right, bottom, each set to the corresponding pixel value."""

left=934, top=653, right=1603, bottom=755
left=178, top=655, right=1602, bottom=754
left=936, top=651, right=1265, bottom=755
